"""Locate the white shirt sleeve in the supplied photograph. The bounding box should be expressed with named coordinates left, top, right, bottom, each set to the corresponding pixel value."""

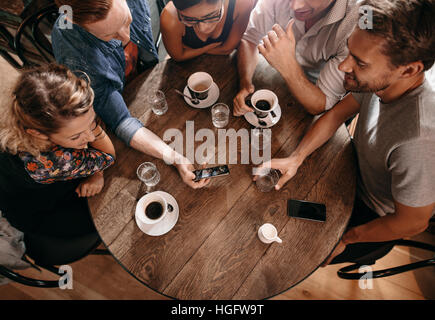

left=243, top=0, right=278, bottom=45
left=316, top=39, right=348, bottom=110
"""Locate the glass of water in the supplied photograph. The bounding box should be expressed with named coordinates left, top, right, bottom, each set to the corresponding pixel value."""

left=137, top=162, right=160, bottom=193
left=148, top=90, right=168, bottom=115
left=211, top=103, right=230, bottom=128
left=255, top=168, right=280, bottom=192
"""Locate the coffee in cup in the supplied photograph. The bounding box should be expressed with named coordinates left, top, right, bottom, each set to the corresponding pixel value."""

left=187, top=72, right=213, bottom=101
left=250, top=89, right=279, bottom=119
left=136, top=192, right=172, bottom=226
left=255, top=100, right=272, bottom=111
left=145, top=201, right=164, bottom=220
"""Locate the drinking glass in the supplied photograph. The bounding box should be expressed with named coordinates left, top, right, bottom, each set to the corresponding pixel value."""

left=211, top=103, right=229, bottom=128
left=137, top=162, right=160, bottom=193
left=148, top=90, right=168, bottom=115
left=255, top=168, right=280, bottom=192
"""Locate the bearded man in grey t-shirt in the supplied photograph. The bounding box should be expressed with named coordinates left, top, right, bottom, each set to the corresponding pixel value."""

left=256, top=0, right=435, bottom=264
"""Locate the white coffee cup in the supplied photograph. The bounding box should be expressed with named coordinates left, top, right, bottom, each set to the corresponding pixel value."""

left=258, top=223, right=282, bottom=244
left=136, top=192, right=172, bottom=226
left=250, top=89, right=279, bottom=120
left=187, top=72, right=213, bottom=101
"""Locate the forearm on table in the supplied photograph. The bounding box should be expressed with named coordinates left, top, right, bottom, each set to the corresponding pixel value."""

left=236, top=40, right=259, bottom=88
left=169, top=44, right=218, bottom=62
left=281, top=58, right=326, bottom=115
left=289, top=110, right=345, bottom=165
left=129, top=127, right=185, bottom=164
left=206, top=44, right=235, bottom=55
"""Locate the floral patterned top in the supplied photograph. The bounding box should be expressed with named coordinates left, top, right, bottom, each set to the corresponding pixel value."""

left=19, top=145, right=115, bottom=184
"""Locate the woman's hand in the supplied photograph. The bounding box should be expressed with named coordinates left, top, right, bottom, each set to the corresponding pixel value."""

left=75, top=171, right=105, bottom=197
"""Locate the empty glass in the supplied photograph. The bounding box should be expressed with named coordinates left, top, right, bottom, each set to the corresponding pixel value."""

left=256, top=168, right=280, bottom=192
left=137, top=162, right=160, bottom=192
left=211, top=103, right=230, bottom=128
left=148, top=90, right=168, bottom=115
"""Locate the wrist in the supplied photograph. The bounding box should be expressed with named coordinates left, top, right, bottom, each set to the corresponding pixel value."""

left=93, top=170, right=104, bottom=177
left=281, top=57, right=299, bottom=82
left=288, top=152, right=304, bottom=167
left=240, top=79, right=253, bottom=91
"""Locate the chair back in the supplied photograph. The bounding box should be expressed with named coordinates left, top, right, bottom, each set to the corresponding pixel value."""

left=14, top=4, right=59, bottom=68
left=337, top=239, right=435, bottom=280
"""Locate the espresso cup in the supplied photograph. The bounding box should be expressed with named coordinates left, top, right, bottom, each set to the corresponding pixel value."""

left=187, top=72, right=213, bottom=101
left=136, top=192, right=172, bottom=225
left=250, top=89, right=279, bottom=119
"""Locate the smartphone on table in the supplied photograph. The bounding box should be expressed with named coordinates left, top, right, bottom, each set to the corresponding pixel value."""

left=193, top=165, right=230, bottom=182
left=287, top=199, right=326, bottom=222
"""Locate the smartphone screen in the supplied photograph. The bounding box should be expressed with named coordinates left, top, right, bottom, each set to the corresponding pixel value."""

left=193, top=165, right=230, bottom=181
left=287, top=199, right=326, bottom=222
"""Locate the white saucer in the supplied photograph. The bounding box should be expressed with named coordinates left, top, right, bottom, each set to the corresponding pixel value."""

left=135, top=191, right=179, bottom=236
left=244, top=104, right=282, bottom=128
left=183, top=82, right=220, bottom=109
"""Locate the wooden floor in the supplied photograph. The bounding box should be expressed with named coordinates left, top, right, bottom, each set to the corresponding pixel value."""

left=0, top=58, right=434, bottom=300
left=1, top=231, right=434, bottom=300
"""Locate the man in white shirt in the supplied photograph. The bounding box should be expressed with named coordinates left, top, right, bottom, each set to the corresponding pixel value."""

left=233, top=0, right=359, bottom=116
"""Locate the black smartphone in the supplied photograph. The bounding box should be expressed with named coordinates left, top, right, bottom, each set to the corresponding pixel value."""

left=287, top=199, right=326, bottom=222
left=193, top=165, right=230, bottom=182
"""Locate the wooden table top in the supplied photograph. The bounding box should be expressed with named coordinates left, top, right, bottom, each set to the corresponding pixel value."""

left=88, top=54, right=356, bottom=300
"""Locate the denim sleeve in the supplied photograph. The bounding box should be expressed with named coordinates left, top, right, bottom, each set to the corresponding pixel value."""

left=94, top=87, right=144, bottom=146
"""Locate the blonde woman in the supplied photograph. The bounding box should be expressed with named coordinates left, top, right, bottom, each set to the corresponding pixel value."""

left=0, top=64, right=115, bottom=265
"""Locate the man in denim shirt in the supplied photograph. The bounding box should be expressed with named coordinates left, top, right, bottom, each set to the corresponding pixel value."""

left=52, top=0, right=209, bottom=188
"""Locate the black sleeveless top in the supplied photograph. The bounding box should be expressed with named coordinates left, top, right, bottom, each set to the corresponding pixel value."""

left=182, top=0, right=236, bottom=49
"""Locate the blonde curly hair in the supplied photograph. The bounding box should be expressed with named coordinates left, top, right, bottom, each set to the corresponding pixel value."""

left=0, top=64, right=94, bottom=157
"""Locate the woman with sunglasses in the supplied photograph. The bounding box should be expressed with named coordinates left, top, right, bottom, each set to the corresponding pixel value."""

left=160, top=0, right=256, bottom=61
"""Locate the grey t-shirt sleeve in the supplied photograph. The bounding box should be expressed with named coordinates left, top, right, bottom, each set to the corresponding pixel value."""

left=388, top=139, right=435, bottom=207
left=351, top=92, right=366, bottom=106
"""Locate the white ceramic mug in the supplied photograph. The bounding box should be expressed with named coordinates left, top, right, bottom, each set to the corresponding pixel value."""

left=250, top=89, right=279, bottom=120
left=187, top=72, right=213, bottom=101
left=258, top=223, right=282, bottom=244
left=136, top=192, right=172, bottom=226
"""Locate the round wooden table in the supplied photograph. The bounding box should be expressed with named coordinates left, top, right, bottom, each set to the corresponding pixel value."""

left=88, top=54, right=356, bottom=299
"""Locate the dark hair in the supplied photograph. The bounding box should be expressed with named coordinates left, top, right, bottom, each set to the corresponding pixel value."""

left=359, top=0, right=435, bottom=71
left=172, top=0, right=220, bottom=11
left=55, top=0, right=112, bottom=25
